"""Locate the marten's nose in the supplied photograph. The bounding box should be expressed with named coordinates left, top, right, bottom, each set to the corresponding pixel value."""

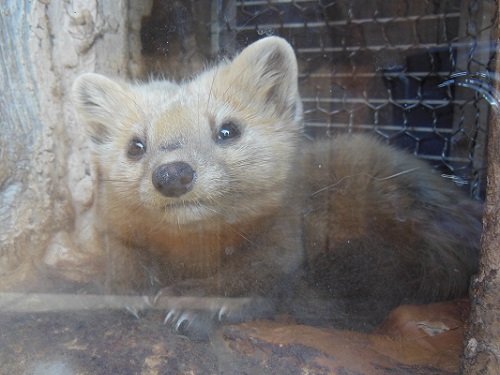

left=152, top=162, right=195, bottom=197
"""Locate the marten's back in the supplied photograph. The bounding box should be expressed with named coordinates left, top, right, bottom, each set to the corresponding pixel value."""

left=299, top=134, right=481, bottom=328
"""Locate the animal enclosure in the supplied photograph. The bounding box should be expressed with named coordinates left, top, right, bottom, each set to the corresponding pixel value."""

left=0, top=0, right=498, bottom=374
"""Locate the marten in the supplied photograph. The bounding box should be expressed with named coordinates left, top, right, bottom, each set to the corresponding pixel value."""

left=72, top=36, right=481, bottom=335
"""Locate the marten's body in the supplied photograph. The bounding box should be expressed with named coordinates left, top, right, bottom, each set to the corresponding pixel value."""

left=298, top=135, right=481, bottom=328
left=73, top=37, right=481, bottom=332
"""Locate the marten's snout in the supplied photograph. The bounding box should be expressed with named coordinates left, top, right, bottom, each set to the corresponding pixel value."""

left=152, top=162, right=195, bottom=197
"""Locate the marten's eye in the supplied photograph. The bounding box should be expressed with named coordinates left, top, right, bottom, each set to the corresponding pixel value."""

left=127, top=138, right=146, bottom=159
left=216, top=121, right=241, bottom=143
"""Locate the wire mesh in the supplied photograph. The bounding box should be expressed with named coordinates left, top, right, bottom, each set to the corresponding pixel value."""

left=221, top=0, right=498, bottom=200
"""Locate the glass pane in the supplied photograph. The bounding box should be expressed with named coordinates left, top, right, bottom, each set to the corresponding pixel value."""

left=1, top=0, right=495, bottom=373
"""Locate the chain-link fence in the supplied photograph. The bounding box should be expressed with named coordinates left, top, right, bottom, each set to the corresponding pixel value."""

left=141, top=0, right=497, bottom=200
left=224, top=0, right=497, bottom=200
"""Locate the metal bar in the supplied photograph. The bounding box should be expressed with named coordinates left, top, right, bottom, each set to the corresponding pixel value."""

left=301, top=98, right=467, bottom=105
left=299, top=72, right=455, bottom=79
left=295, top=42, right=472, bottom=53
left=237, top=13, right=460, bottom=31
left=304, top=122, right=462, bottom=134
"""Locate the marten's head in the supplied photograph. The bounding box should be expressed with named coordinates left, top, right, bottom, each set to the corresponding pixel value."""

left=72, top=37, right=302, bottom=226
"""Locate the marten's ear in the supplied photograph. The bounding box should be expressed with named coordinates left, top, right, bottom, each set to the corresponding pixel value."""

left=226, top=37, right=301, bottom=121
left=72, top=73, right=135, bottom=144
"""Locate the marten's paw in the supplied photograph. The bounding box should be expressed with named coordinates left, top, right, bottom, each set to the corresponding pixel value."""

left=153, top=281, right=275, bottom=340
left=162, top=307, right=221, bottom=341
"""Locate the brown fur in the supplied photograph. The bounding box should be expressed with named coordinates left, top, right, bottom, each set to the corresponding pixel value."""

left=295, top=135, right=481, bottom=329
left=72, top=37, right=481, bottom=331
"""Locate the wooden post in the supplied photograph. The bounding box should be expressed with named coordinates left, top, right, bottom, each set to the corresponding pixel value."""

left=0, top=0, right=136, bottom=289
left=462, top=9, right=500, bottom=371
